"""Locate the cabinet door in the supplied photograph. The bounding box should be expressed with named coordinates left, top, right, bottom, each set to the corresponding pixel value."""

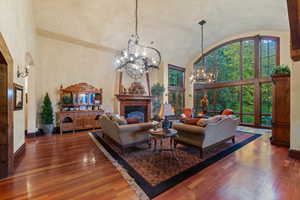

left=272, top=77, right=290, bottom=124
left=74, top=117, right=84, bottom=130
left=83, top=115, right=95, bottom=129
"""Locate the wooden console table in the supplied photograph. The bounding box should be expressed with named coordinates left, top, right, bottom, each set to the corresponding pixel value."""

left=58, top=83, right=104, bottom=135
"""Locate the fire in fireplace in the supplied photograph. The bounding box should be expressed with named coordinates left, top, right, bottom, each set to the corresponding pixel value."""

left=125, top=106, right=147, bottom=123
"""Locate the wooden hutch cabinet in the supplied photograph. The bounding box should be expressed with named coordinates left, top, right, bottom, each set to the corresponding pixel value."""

left=271, top=75, right=290, bottom=147
left=58, top=83, right=104, bottom=135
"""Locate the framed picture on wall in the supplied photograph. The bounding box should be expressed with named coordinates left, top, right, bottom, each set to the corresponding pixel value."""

left=14, top=83, right=23, bottom=110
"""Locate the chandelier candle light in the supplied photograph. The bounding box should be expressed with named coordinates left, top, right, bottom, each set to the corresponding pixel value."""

left=190, top=20, right=218, bottom=84
left=113, top=0, right=161, bottom=80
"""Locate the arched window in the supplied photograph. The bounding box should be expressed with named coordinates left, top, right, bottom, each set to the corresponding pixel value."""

left=194, top=35, right=279, bottom=127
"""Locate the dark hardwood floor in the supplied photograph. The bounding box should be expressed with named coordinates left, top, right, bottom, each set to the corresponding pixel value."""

left=0, top=131, right=299, bottom=200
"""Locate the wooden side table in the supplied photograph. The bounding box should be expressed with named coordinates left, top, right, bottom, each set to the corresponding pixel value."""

left=148, top=128, right=178, bottom=159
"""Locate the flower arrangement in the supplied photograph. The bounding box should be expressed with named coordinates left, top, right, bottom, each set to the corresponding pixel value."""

left=152, top=121, right=160, bottom=130
left=272, top=65, right=290, bottom=76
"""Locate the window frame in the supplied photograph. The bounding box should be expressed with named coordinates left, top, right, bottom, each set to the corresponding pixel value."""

left=168, top=64, right=186, bottom=116
left=194, top=35, right=280, bottom=128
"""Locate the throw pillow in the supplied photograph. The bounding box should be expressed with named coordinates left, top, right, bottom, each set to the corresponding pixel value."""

left=118, top=116, right=128, bottom=125
left=222, top=109, right=234, bottom=116
left=208, top=115, right=223, bottom=123
left=180, top=113, right=186, bottom=118
left=127, top=118, right=140, bottom=124
left=196, top=118, right=207, bottom=127
left=111, top=114, right=128, bottom=125
left=196, top=112, right=206, bottom=118
left=184, top=118, right=199, bottom=125
left=111, top=114, right=120, bottom=121
left=105, top=113, right=114, bottom=120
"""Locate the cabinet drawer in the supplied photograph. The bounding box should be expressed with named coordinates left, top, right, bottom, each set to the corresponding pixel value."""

left=61, top=123, right=74, bottom=131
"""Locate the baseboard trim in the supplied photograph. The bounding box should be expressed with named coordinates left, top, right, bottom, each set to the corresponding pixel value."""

left=14, top=143, right=26, bottom=159
left=289, top=149, right=300, bottom=160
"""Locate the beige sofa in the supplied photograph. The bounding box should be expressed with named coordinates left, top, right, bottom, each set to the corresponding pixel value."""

left=99, top=115, right=152, bottom=151
left=173, top=117, right=239, bottom=158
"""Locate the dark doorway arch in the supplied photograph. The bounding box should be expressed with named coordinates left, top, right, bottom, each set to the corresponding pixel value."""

left=0, top=33, right=14, bottom=178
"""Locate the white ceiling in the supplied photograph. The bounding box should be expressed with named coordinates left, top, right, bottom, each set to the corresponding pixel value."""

left=33, top=0, right=289, bottom=66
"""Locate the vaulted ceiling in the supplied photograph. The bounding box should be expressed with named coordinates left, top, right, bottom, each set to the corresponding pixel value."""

left=33, top=0, right=289, bottom=66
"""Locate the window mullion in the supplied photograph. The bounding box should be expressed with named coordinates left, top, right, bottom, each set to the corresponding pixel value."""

left=240, top=41, right=243, bottom=80
left=267, top=40, right=270, bottom=75
left=254, top=36, right=260, bottom=79
left=240, top=85, right=243, bottom=123
left=240, top=41, right=244, bottom=123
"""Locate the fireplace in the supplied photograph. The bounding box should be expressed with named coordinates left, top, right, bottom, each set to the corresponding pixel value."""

left=116, top=94, right=152, bottom=122
left=125, top=106, right=147, bottom=122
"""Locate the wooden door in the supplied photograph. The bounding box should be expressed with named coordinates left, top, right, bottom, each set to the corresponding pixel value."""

left=0, top=34, right=14, bottom=178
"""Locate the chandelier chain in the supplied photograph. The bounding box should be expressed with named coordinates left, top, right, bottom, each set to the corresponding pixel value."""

left=135, top=0, right=139, bottom=40
left=189, top=20, right=218, bottom=84
left=201, top=22, right=204, bottom=57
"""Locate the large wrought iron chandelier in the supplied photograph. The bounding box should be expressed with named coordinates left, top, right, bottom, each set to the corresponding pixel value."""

left=113, top=0, right=161, bottom=80
left=190, top=20, right=218, bottom=84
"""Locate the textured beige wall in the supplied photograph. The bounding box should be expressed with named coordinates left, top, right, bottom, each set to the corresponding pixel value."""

left=0, top=0, right=37, bottom=152
left=291, top=62, right=300, bottom=151
left=36, top=36, right=116, bottom=122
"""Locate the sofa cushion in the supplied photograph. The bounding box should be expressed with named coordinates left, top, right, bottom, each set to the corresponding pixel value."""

left=184, top=118, right=199, bottom=125
left=207, top=115, right=223, bottom=123
left=173, top=123, right=205, bottom=135
left=108, top=114, right=128, bottom=125
left=196, top=118, right=207, bottom=127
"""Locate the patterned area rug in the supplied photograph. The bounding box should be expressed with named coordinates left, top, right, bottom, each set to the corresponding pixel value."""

left=90, top=131, right=261, bottom=199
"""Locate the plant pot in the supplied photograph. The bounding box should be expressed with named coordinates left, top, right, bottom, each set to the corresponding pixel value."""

left=42, top=124, right=54, bottom=134
left=271, top=73, right=290, bottom=78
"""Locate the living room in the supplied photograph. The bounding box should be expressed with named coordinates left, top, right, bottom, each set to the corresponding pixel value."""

left=0, top=0, right=300, bottom=199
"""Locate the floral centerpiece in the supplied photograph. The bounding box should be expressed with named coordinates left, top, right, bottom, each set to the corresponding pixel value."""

left=152, top=121, right=160, bottom=130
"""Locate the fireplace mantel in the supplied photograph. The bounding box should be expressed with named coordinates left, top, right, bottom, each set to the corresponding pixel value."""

left=116, top=94, right=152, bottom=101
left=116, top=94, right=152, bottom=122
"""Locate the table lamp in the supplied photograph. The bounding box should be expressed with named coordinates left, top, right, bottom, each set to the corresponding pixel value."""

left=159, top=103, right=175, bottom=129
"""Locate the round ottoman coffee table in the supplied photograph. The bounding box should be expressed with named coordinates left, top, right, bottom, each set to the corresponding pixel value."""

left=148, top=128, right=178, bottom=159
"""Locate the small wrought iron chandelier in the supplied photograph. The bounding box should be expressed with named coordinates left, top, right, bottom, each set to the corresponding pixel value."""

left=190, top=20, right=218, bottom=84
left=113, top=0, right=161, bottom=80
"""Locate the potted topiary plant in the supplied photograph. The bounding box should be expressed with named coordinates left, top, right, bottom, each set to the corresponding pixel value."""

left=41, top=93, right=54, bottom=134
left=272, top=64, right=290, bottom=76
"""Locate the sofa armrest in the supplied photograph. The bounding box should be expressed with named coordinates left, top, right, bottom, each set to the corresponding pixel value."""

left=118, top=122, right=153, bottom=133
left=173, top=123, right=205, bottom=135
left=207, top=117, right=240, bottom=126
